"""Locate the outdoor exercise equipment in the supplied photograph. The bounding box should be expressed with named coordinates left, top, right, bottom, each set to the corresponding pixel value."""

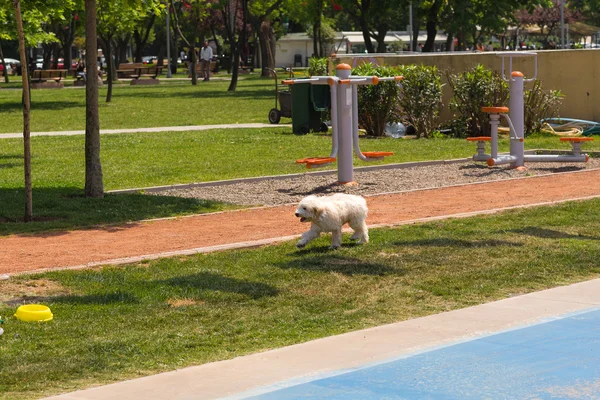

left=287, top=63, right=401, bottom=184
left=469, top=52, right=593, bottom=168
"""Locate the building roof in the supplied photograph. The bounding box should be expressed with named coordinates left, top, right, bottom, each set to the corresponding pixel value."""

left=279, top=31, right=448, bottom=44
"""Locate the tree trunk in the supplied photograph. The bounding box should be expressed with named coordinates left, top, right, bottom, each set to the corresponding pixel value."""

left=412, top=19, right=420, bottom=51
left=373, top=29, right=387, bottom=53
left=84, top=0, right=104, bottom=198
left=228, top=0, right=248, bottom=92
left=359, top=14, right=375, bottom=53
left=116, top=34, right=130, bottom=65
left=423, top=0, right=442, bottom=52
left=13, top=0, right=32, bottom=221
left=191, top=36, right=198, bottom=86
left=104, top=36, right=114, bottom=103
left=313, top=21, right=319, bottom=57
left=58, top=17, right=75, bottom=74
left=259, top=21, right=275, bottom=77
left=445, top=31, right=454, bottom=51
left=133, top=13, right=157, bottom=63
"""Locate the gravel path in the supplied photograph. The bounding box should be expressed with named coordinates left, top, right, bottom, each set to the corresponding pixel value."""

left=155, top=158, right=600, bottom=206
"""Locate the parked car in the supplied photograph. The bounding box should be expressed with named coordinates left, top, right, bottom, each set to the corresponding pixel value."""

left=142, top=56, right=157, bottom=64
left=0, top=58, right=21, bottom=75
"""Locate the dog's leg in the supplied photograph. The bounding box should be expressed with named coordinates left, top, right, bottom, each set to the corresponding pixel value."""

left=349, top=219, right=369, bottom=244
left=331, top=229, right=343, bottom=249
left=297, top=225, right=321, bottom=248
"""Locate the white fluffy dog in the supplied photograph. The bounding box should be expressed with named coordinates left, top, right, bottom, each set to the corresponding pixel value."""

left=295, top=193, right=369, bottom=249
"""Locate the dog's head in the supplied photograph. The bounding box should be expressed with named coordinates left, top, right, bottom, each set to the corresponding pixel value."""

left=295, top=195, right=321, bottom=223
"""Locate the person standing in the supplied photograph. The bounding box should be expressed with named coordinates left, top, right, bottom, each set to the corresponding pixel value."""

left=200, top=41, right=213, bottom=81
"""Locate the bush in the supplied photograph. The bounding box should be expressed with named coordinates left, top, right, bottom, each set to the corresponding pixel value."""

left=307, top=57, right=328, bottom=77
left=395, top=65, right=443, bottom=138
left=447, top=64, right=509, bottom=138
left=524, top=79, right=564, bottom=136
left=353, top=63, right=402, bottom=137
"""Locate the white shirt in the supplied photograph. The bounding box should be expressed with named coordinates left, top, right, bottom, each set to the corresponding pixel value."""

left=200, top=46, right=213, bottom=61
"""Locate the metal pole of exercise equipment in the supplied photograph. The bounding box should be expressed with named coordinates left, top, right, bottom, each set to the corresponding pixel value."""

left=166, top=5, right=172, bottom=78
left=508, top=71, right=525, bottom=167
left=334, top=64, right=355, bottom=184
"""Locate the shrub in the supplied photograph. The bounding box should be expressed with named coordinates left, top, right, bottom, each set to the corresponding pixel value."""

left=395, top=64, right=443, bottom=138
left=307, top=57, right=329, bottom=77
left=524, top=80, right=564, bottom=136
left=447, top=64, right=509, bottom=138
left=353, top=63, right=402, bottom=137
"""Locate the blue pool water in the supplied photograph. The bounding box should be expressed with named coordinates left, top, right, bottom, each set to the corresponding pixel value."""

left=246, top=308, right=600, bottom=399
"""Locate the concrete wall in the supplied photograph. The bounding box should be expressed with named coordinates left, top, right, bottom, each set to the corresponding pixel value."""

left=277, top=40, right=311, bottom=68
left=332, top=49, right=600, bottom=123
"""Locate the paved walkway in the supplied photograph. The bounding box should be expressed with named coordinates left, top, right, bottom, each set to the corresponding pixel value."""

left=43, top=278, right=600, bottom=399
left=0, top=123, right=289, bottom=139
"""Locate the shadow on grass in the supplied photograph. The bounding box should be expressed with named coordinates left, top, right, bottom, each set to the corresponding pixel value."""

left=280, top=250, right=398, bottom=276
left=0, top=186, right=234, bottom=237
left=52, top=291, right=139, bottom=305
left=161, top=272, right=278, bottom=299
left=394, top=238, right=523, bottom=248
left=113, top=88, right=272, bottom=101
left=509, top=226, right=600, bottom=240
left=0, top=100, right=82, bottom=112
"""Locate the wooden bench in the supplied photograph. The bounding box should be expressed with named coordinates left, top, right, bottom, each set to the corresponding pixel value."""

left=188, top=61, right=216, bottom=78
left=31, top=69, right=68, bottom=88
left=117, top=63, right=163, bottom=85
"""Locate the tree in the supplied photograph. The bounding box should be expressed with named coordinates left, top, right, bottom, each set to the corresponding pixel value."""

left=515, top=0, right=582, bottom=46
left=84, top=0, right=103, bottom=198
left=248, top=0, right=283, bottom=76
left=438, top=0, right=552, bottom=51
left=133, top=11, right=158, bottom=62
left=1, top=0, right=69, bottom=218
left=170, top=0, right=214, bottom=85
left=97, top=0, right=162, bottom=101
left=335, top=0, right=408, bottom=53
left=12, top=0, right=32, bottom=220
left=569, top=0, right=600, bottom=27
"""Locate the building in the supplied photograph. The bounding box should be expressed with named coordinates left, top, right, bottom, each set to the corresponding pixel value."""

left=275, top=31, right=449, bottom=67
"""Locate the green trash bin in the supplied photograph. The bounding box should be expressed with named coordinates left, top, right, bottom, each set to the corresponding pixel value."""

left=290, top=83, right=330, bottom=134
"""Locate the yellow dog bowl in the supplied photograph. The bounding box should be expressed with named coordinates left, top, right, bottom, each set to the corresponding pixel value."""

left=14, top=304, right=53, bottom=322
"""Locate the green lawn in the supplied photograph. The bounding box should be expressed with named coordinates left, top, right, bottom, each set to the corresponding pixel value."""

left=1, top=198, right=599, bottom=400
left=0, top=75, right=276, bottom=133
left=1, top=128, right=598, bottom=236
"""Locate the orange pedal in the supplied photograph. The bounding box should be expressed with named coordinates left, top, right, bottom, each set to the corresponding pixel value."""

left=363, top=151, right=394, bottom=158
left=481, top=106, right=509, bottom=114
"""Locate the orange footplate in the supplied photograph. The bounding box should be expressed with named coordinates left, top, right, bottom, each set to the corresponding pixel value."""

left=363, top=151, right=394, bottom=158
left=296, top=157, right=336, bottom=169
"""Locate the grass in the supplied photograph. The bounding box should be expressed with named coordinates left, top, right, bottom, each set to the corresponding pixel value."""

left=1, top=198, right=599, bottom=399
left=1, top=128, right=598, bottom=236
left=0, top=75, right=274, bottom=133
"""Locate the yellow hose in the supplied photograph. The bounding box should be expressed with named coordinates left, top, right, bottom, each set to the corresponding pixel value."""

left=498, top=123, right=583, bottom=137
left=540, top=122, right=583, bottom=137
